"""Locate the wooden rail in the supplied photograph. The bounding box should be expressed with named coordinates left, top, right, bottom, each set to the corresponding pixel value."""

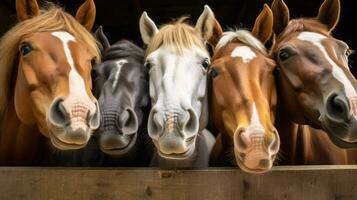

left=0, top=166, right=356, bottom=200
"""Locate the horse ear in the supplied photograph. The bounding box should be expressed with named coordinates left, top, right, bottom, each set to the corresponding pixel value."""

left=16, top=0, right=39, bottom=21
left=252, top=4, right=273, bottom=44
left=139, top=12, right=158, bottom=45
left=195, top=5, right=223, bottom=46
left=271, top=0, right=290, bottom=36
left=94, top=26, right=111, bottom=50
left=75, top=0, right=96, bottom=31
left=317, top=0, right=340, bottom=32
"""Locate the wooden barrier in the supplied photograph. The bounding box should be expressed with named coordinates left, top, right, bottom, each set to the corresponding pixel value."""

left=0, top=166, right=356, bottom=200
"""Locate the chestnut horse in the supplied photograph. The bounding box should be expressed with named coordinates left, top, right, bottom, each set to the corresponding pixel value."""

left=139, top=6, right=216, bottom=168
left=271, top=0, right=357, bottom=164
left=0, top=0, right=100, bottom=165
left=91, top=27, right=154, bottom=166
left=208, top=5, right=279, bottom=173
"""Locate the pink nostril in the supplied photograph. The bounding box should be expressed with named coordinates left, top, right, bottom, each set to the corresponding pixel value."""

left=234, top=128, right=249, bottom=152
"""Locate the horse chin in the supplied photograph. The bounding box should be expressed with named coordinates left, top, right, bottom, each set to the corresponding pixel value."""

left=157, top=145, right=195, bottom=160
left=99, top=133, right=137, bottom=156
left=234, top=150, right=274, bottom=174
left=49, top=130, right=89, bottom=150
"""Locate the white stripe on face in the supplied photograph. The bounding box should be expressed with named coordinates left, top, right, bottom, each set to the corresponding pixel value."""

left=297, top=32, right=356, bottom=116
left=231, top=46, right=256, bottom=63
left=112, top=59, right=128, bottom=89
left=51, top=31, right=94, bottom=106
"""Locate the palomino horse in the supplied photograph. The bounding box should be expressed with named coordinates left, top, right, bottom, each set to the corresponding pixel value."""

left=91, top=27, right=154, bottom=166
left=0, top=0, right=100, bottom=165
left=271, top=0, right=357, bottom=164
left=208, top=5, right=280, bottom=172
left=139, top=6, right=216, bottom=168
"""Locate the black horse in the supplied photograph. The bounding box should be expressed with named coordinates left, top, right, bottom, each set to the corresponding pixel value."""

left=91, top=27, right=154, bottom=166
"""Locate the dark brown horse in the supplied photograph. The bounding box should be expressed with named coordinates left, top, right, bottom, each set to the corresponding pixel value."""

left=0, top=0, right=100, bottom=165
left=208, top=5, right=279, bottom=173
left=271, top=0, right=357, bottom=164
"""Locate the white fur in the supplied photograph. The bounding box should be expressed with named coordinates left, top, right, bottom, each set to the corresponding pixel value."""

left=112, top=59, right=128, bottom=89
left=51, top=31, right=95, bottom=110
left=146, top=46, right=209, bottom=139
left=216, top=30, right=266, bottom=54
left=231, top=46, right=256, bottom=63
left=297, top=32, right=356, bottom=117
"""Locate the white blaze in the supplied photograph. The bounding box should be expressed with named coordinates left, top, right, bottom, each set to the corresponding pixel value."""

left=112, top=59, right=128, bottom=89
left=298, top=32, right=356, bottom=117
left=231, top=46, right=256, bottom=63
left=51, top=31, right=94, bottom=108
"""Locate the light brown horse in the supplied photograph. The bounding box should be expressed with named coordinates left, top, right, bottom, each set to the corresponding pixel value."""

left=0, top=0, right=100, bottom=165
left=271, top=0, right=357, bottom=164
left=208, top=5, right=280, bottom=173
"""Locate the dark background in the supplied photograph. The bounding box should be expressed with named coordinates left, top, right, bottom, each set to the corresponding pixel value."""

left=0, top=0, right=356, bottom=76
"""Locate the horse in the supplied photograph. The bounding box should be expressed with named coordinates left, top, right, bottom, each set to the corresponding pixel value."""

left=0, top=0, right=100, bottom=166
left=139, top=6, right=217, bottom=168
left=207, top=5, right=279, bottom=173
left=90, top=26, right=154, bottom=166
left=271, top=0, right=357, bottom=164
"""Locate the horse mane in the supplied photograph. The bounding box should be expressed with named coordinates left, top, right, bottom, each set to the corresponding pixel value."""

left=216, top=29, right=267, bottom=54
left=145, top=18, right=206, bottom=57
left=0, top=3, right=100, bottom=117
left=102, top=40, right=144, bottom=63
left=277, top=18, right=330, bottom=42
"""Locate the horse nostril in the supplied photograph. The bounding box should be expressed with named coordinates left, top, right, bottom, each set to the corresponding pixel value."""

left=118, top=108, right=138, bottom=135
left=89, top=100, right=100, bottom=130
left=118, top=110, right=129, bottom=127
left=234, top=128, right=249, bottom=152
left=182, top=108, right=199, bottom=136
left=326, top=93, right=349, bottom=121
left=49, top=97, right=69, bottom=127
left=148, top=109, right=164, bottom=139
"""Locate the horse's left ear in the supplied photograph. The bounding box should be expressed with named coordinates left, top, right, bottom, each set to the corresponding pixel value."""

left=317, top=0, right=340, bottom=32
left=252, top=4, right=273, bottom=44
left=16, top=0, right=39, bottom=21
left=75, top=0, right=96, bottom=31
left=94, top=26, right=111, bottom=50
left=195, top=5, right=223, bottom=45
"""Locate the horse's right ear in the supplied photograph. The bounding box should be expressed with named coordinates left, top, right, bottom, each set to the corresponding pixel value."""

left=16, top=0, right=39, bottom=21
left=195, top=5, right=223, bottom=47
left=94, top=26, right=111, bottom=50
left=271, top=0, right=290, bottom=36
left=139, top=12, right=158, bottom=45
left=317, top=0, right=340, bottom=32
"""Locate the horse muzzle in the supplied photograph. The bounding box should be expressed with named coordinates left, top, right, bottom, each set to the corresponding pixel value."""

left=148, top=106, right=199, bottom=159
left=98, top=108, right=138, bottom=155
left=47, top=97, right=100, bottom=150
left=233, top=127, right=280, bottom=173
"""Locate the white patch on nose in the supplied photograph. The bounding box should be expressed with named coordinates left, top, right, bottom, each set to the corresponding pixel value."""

left=231, top=46, right=256, bottom=63
left=112, top=59, right=128, bottom=89
left=298, top=32, right=357, bottom=117
left=51, top=31, right=95, bottom=112
left=249, top=103, right=265, bottom=132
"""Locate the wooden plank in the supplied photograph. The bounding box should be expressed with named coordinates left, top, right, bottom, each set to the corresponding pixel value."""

left=0, top=166, right=356, bottom=200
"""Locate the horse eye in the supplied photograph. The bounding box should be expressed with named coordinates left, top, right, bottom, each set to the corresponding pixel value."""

left=145, top=62, right=152, bottom=69
left=91, top=69, right=98, bottom=79
left=209, top=68, right=220, bottom=78
left=201, top=58, right=210, bottom=69
left=278, top=49, right=291, bottom=62
left=91, top=58, right=96, bottom=65
left=19, top=43, right=33, bottom=56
